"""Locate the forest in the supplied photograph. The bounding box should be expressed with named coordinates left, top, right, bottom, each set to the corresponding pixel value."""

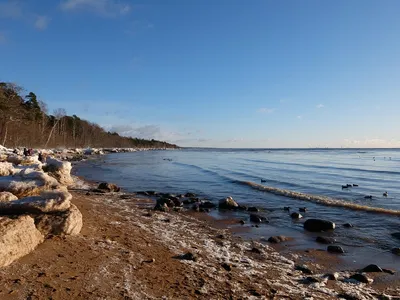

left=0, top=82, right=178, bottom=149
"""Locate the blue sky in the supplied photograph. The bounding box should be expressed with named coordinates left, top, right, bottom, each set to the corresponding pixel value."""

left=1, top=0, right=400, bottom=148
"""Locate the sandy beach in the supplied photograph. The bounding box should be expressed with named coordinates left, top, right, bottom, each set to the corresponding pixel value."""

left=1, top=178, right=399, bottom=299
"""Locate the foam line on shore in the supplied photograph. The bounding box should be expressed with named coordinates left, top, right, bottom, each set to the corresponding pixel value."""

left=241, top=181, right=400, bottom=216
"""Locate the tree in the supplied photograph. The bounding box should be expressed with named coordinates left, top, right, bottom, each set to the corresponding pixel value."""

left=44, top=108, right=66, bottom=148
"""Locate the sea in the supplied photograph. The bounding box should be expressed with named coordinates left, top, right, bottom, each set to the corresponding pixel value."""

left=75, top=148, right=400, bottom=270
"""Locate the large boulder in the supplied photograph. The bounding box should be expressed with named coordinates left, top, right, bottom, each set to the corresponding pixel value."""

left=35, top=204, right=83, bottom=236
left=0, top=215, right=44, bottom=267
left=391, top=232, right=400, bottom=240
left=43, top=158, right=73, bottom=186
left=250, top=214, right=268, bottom=223
left=304, top=219, right=335, bottom=232
left=218, top=197, right=239, bottom=209
left=0, top=162, right=16, bottom=176
left=0, top=191, right=18, bottom=202
left=0, top=190, right=71, bottom=214
left=97, top=182, right=120, bottom=192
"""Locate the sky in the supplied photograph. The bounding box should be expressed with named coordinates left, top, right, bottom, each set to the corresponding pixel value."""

left=1, top=0, right=400, bottom=148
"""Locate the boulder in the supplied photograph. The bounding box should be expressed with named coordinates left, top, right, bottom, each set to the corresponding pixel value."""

left=97, top=182, right=120, bottom=192
left=185, top=193, right=196, bottom=197
left=0, top=191, right=18, bottom=202
left=360, top=264, right=383, bottom=273
left=304, top=219, right=335, bottom=232
left=327, top=245, right=344, bottom=254
left=324, top=273, right=339, bottom=281
left=0, top=190, right=71, bottom=214
left=290, top=212, right=303, bottom=219
left=250, top=214, right=268, bottom=223
left=316, top=236, right=336, bottom=244
left=154, top=202, right=169, bottom=212
left=0, top=162, right=16, bottom=176
left=218, top=196, right=239, bottom=209
left=349, top=273, right=373, bottom=284
left=35, top=204, right=83, bottom=236
left=0, top=216, right=44, bottom=267
left=268, top=236, right=288, bottom=243
left=43, top=158, right=73, bottom=185
left=343, top=223, right=354, bottom=228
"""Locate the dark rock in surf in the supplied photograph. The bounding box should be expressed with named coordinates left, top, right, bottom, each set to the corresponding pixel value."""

left=154, top=203, right=169, bottom=212
left=185, top=192, right=196, bottom=198
left=199, top=208, right=210, bottom=213
left=97, top=182, right=121, bottom=192
left=247, top=207, right=259, bottom=212
left=283, top=206, right=290, bottom=211
left=360, top=264, right=383, bottom=273
left=382, top=268, right=396, bottom=275
left=304, top=219, right=335, bottom=232
left=199, top=201, right=216, bottom=209
left=268, top=236, right=288, bottom=243
left=237, top=205, right=247, bottom=211
left=175, top=252, right=196, bottom=261
left=299, top=207, right=307, bottom=212
left=146, top=191, right=158, bottom=196
left=327, top=245, right=344, bottom=254
left=343, top=223, right=354, bottom=228
left=290, top=212, right=303, bottom=219
left=295, top=265, right=313, bottom=275
left=316, top=236, right=336, bottom=244
left=364, top=195, right=373, bottom=199
left=250, top=214, right=268, bottom=224
left=391, top=232, right=400, bottom=240
left=239, top=220, right=245, bottom=225
left=349, top=273, right=373, bottom=284
left=391, top=247, right=400, bottom=255
left=137, top=191, right=150, bottom=196
left=218, top=197, right=239, bottom=209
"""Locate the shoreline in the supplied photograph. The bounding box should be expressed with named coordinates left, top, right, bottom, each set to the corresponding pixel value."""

left=0, top=148, right=399, bottom=299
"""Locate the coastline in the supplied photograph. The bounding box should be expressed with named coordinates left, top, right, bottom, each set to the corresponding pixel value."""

left=0, top=149, right=399, bottom=299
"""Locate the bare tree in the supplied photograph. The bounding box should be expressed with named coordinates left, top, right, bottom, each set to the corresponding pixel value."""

left=44, top=108, right=66, bottom=148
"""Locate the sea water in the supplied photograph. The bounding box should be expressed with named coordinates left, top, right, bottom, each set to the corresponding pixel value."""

left=75, top=148, right=400, bottom=270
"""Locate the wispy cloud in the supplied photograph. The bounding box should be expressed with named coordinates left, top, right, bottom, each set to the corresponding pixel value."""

left=34, top=15, right=50, bottom=30
left=0, top=1, right=22, bottom=19
left=316, top=104, right=324, bottom=109
left=257, top=108, right=275, bottom=114
left=60, top=0, right=131, bottom=17
left=297, top=115, right=302, bottom=119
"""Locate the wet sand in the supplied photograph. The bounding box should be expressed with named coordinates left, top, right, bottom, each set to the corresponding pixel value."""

left=0, top=187, right=399, bottom=299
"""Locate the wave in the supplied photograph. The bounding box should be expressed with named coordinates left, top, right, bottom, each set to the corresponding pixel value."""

left=239, top=181, right=400, bottom=216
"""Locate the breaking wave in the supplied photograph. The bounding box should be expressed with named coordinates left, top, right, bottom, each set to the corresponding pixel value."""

left=240, top=181, right=400, bottom=216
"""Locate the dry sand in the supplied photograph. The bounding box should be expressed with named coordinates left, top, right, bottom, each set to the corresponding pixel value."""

left=0, top=189, right=398, bottom=299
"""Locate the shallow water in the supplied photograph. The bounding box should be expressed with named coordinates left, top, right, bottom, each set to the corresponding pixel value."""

left=75, top=148, right=400, bottom=270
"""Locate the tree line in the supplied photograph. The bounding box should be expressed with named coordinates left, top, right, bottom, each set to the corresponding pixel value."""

left=0, top=82, right=178, bottom=149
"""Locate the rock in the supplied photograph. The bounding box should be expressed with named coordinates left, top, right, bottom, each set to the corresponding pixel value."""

left=391, top=248, right=400, bottom=255
left=35, top=204, right=83, bottom=236
left=250, top=214, right=268, bottom=223
left=349, top=273, right=373, bottom=284
left=343, top=223, right=354, bottom=228
left=337, top=293, right=363, bottom=300
left=302, top=276, right=321, bottom=284
left=239, top=220, right=245, bottom=225
left=299, top=207, right=307, bottom=212
left=237, top=205, right=247, bottom=211
left=0, top=191, right=18, bottom=202
left=295, top=265, right=313, bottom=275
left=43, top=158, right=73, bottom=185
left=154, top=203, right=169, bottom=212
left=97, top=182, right=120, bottom=192
left=327, top=245, right=344, bottom=254
left=250, top=247, right=262, bottom=254
left=0, top=190, right=71, bottom=214
left=324, top=273, right=339, bottom=280
left=283, top=206, right=290, bottom=211
left=268, top=236, right=288, bottom=243
left=146, top=191, right=157, bottom=195
left=0, top=216, right=44, bottom=267
left=391, top=232, right=400, bottom=240
left=185, top=192, right=196, bottom=197
left=382, top=268, right=396, bottom=275
left=191, top=203, right=200, bottom=212
left=247, top=207, right=259, bottom=212
left=304, top=219, right=335, bottom=232
left=137, top=191, right=150, bottom=196
left=199, top=201, right=216, bottom=209
left=290, top=212, right=302, bottom=219
left=170, top=198, right=182, bottom=207
left=316, top=236, right=336, bottom=244
left=360, top=264, right=383, bottom=273
left=221, top=263, right=232, bottom=271
left=199, top=208, right=210, bottom=213
left=176, top=252, right=196, bottom=261
left=218, top=196, right=239, bottom=209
